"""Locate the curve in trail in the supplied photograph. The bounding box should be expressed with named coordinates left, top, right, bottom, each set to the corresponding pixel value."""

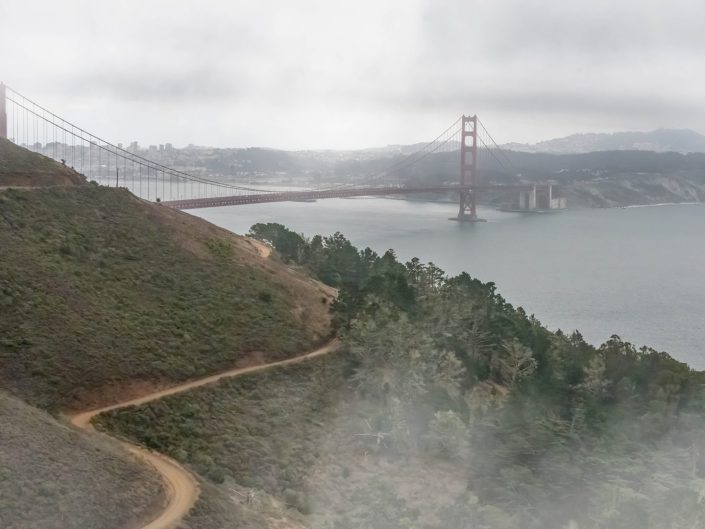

left=70, top=339, right=339, bottom=529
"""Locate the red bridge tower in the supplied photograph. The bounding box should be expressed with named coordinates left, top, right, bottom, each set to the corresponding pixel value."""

left=456, top=114, right=484, bottom=221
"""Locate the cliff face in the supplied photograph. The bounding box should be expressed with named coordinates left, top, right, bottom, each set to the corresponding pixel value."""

left=563, top=172, right=705, bottom=207
left=482, top=149, right=705, bottom=208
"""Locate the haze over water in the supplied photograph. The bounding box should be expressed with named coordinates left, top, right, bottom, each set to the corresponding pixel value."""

left=193, top=199, right=705, bottom=369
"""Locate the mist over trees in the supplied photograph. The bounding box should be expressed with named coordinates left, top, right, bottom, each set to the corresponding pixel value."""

left=244, top=223, right=705, bottom=528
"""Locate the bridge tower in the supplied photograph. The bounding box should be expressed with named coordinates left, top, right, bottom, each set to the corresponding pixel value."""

left=0, top=83, right=7, bottom=140
left=457, top=114, right=482, bottom=221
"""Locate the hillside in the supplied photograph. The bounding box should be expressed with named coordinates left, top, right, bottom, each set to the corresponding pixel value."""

left=498, top=150, right=705, bottom=207
left=367, top=149, right=705, bottom=208
left=503, top=128, right=705, bottom=154
left=97, top=227, right=705, bottom=529
left=0, top=390, right=164, bottom=529
left=0, top=184, right=333, bottom=411
left=0, top=138, right=86, bottom=187
left=98, top=354, right=468, bottom=529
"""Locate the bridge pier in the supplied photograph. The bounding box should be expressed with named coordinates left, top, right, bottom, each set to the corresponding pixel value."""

left=518, top=186, right=537, bottom=210
left=452, top=188, right=486, bottom=222
left=0, top=83, right=7, bottom=140
left=548, top=184, right=567, bottom=209
left=513, top=184, right=567, bottom=211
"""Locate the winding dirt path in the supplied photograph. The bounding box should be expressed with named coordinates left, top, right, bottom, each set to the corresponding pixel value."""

left=70, top=339, right=339, bottom=529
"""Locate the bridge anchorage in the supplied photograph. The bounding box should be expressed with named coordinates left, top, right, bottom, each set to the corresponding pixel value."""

left=1, top=82, right=564, bottom=216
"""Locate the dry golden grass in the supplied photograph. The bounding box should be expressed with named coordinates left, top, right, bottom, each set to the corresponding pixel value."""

left=0, top=390, right=164, bottom=529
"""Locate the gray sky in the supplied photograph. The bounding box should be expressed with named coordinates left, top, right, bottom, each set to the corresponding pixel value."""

left=1, top=0, right=704, bottom=149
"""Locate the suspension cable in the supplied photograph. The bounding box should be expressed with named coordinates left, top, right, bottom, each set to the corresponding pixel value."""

left=5, top=86, right=276, bottom=194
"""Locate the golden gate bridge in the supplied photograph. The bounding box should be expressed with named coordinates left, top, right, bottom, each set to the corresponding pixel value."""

left=0, top=83, right=563, bottom=221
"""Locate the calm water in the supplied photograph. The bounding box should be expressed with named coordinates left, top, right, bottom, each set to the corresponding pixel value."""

left=192, top=199, right=705, bottom=369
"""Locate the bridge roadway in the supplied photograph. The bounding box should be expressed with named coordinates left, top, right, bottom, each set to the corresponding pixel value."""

left=162, top=183, right=547, bottom=210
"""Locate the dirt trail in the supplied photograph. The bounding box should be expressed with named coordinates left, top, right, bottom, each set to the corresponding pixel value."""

left=247, top=237, right=273, bottom=258
left=70, top=339, right=339, bottom=529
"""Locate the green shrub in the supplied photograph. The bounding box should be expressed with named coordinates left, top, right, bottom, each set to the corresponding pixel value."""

left=0, top=187, right=320, bottom=409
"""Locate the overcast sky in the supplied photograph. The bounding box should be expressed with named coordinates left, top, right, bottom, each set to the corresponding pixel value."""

left=1, top=0, right=704, bottom=149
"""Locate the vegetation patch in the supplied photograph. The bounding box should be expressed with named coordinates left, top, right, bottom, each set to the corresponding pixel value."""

left=0, top=186, right=331, bottom=410
left=99, top=228, right=705, bottom=529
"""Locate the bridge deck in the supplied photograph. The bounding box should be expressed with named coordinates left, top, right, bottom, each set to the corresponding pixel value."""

left=163, top=184, right=550, bottom=210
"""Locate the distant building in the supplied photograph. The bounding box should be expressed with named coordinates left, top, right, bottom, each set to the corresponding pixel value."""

left=129, top=141, right=139, bottom=152
left=159, top=144, right=164, bottom=151
left=165, top=143, right=173, bottom=150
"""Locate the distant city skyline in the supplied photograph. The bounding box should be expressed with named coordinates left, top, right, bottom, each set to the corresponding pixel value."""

left=2, top=0, right=705, bottom=150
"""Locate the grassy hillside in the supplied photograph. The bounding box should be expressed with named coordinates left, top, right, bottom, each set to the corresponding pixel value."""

left=0, top=138, right=86, bottom=187
left=0, top=185, right=332, bottom=410
left=98, top=229, right=705, bottom=529
left=0, top=390, right=163, bottom=529
left=98, top=355, right=466, bottom=529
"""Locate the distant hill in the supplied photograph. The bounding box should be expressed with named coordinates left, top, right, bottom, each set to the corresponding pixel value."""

left=358, top=141, right=459, bottom=156
left=0, top=390, right=163, bottom=529
left=0, top=163, right=333, bottom=410
left=339, top=147, right=705, bottom=208
left=503, top=128, right=705, bottom=154
left=0, top=138, right=86, bottom=186
left=119, top=129, right=705, bottom=209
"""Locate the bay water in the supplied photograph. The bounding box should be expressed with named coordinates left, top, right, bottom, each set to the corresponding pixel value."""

left=192, top=199, right=705, bottom=369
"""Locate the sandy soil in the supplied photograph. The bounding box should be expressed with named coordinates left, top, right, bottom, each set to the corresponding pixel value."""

left=69, top=339, right=339, bottom=529
left=247, top=237, right=273, bottom=258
